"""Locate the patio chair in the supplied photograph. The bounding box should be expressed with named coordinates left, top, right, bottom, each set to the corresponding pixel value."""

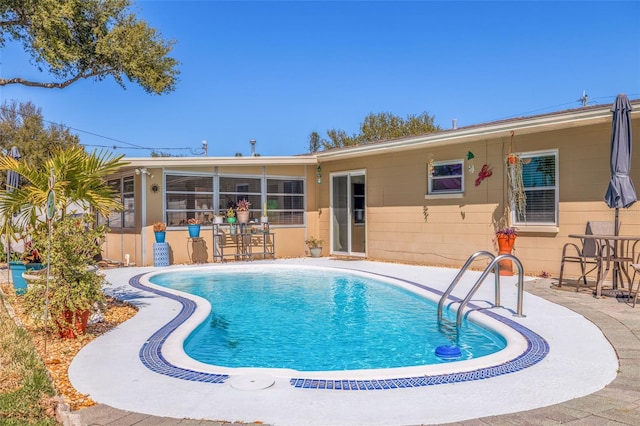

left=558, top=221, right=619, bottom=290
left=628, top=264, right=640, bottom=308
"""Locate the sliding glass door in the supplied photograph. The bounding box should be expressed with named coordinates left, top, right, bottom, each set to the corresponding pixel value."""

left=331, top=171, right=365, bottom=256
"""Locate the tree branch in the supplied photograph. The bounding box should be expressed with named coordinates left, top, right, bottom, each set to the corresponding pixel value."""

left=0, top=68, right=113, bottom=89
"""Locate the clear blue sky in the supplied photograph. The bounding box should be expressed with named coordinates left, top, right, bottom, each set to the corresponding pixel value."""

left=1, top=1, right=639, bottom=158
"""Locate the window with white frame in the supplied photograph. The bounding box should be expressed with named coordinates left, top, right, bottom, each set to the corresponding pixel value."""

left=514, top=150, right=558, bottom=225
left=163, top=174, right=306, bottom=227
left=428, top=159, right=464, bottom=194
left=101, top=176, right=135, bottom=229
left=165, top=175, right=214, bottom=226
left=219, top=176, right=261, bottom=221
left=266, top=178, right=304, bottom=225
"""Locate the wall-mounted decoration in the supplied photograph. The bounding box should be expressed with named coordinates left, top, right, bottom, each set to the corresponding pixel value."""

left=505, top=153, right=526, bottom=219
left=505, top=131, right=526, bottom=219
left=475, top=164, right=493, bottom=187
left=467, top=151, right=475, bottom=173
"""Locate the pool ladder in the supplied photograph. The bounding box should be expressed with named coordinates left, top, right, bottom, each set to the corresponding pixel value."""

left=437, top=251, right=526, bottom=329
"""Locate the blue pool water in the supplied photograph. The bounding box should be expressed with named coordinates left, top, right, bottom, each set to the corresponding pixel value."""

left=150, top=267, right=507, bottom=371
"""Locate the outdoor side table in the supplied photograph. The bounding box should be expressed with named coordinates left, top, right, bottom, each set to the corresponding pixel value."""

left=153, top=242, right=170, bottom=267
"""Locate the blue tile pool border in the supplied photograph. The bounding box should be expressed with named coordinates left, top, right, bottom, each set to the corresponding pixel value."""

left=129, top=268, right=549, bottom=390
left=130, top=274, right=229, bottom=384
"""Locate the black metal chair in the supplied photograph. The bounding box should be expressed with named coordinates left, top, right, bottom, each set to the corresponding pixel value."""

left=558, top=221, right=618, bottom=291
left=629, top=264, right=640, bottom=308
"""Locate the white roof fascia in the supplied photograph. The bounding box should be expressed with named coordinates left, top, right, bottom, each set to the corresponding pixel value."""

left=119, top=155, right=317, bottom=170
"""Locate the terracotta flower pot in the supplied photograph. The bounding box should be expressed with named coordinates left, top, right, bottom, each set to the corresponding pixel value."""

left=237, top=210, right=250, bottom=224
left=496, top=234, right=517, bottom=276
left=56, top=309, right=91, bottom=339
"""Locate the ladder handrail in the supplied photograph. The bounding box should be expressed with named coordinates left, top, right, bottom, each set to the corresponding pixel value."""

left=437, top=250, right=498, bottom=322
left=455, top=253, right=525, bottom=327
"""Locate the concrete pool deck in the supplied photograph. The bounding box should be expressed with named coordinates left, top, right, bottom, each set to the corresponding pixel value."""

left=67, top=258, right=640, bottom=425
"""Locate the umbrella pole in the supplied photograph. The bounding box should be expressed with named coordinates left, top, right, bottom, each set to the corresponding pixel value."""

left=613, top=208, right=619, bottom=290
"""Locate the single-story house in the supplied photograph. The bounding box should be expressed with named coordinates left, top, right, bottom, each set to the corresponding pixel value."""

left=103, top=99, right=640, bottom=280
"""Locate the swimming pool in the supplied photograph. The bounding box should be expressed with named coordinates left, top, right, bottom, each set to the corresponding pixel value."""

left=149, top=267, right=507, bottom=371
left=69, top=260, right=619, bottom=425
left=133, top=264, right=547, bottom=387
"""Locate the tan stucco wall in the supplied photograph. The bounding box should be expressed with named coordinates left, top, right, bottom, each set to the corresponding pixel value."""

left=104, top=110, right=640, bottom=279
left=316, top=118, right=640, bottom=278
left=102, top=232, right=140, bottom=266
left=104, top=163, right=314, bottom=266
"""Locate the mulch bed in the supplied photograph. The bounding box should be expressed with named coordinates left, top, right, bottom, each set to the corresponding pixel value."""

left=1, top=282, right=138, bottom=410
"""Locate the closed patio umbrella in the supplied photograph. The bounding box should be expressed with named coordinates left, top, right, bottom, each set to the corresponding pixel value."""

left=604, top=94, right=636, bottom=231
left=604, top=94, right=636, bottom=291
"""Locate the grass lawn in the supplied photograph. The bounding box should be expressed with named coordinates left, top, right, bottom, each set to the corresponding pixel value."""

left=0, top=276, right=138, bottom=425
left=0, top=293, right=58, bottom=425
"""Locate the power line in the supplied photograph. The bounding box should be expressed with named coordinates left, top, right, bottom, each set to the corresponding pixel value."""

left=0, top=104, right=192, bottom=154
left=4, top=92, right=640, bottom=154
left=82, top=143, right=190, bottom=152
left=492, top=93, right=640, bottom=122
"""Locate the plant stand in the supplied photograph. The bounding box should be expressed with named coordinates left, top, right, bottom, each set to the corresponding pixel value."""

left=153, top=242, right=170, bottom=266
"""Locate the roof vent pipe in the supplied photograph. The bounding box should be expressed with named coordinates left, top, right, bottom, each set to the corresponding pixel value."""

left=452, top=119, right=458, bottom=129
left=250, top=139, right=256, bottom=156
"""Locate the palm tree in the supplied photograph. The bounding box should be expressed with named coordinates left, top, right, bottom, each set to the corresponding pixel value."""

left=0, top=146, right=129, bottom=336
left=0, top=146, right=128, bottom=228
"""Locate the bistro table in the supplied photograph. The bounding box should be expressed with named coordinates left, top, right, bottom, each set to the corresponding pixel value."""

left=568, top=233, right=640, bottom=298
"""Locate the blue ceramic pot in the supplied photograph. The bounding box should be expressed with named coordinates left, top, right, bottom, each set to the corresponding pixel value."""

left=187, top=224, right=201, bottom=238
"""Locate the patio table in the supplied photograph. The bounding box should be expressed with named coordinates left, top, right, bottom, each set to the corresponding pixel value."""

left=568, top=233, right=640, bottom=298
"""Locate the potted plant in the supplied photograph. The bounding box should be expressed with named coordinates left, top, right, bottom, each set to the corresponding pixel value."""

left=23, top=215, right=108, bottom=338
left=495, top=226, right=518, bottom=276
left=153, top=221, right=167, bottom=243
left=0, top=147, right=124, bottom=337
left=305, top=236, right=324, bottom=258
left=226, top=207, right=236, bottom=224
left=505, top=152, right=526, bottom=221
left=187, top=218, right=201, bottom=238
left=236, top=199, right=251, bottom=224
